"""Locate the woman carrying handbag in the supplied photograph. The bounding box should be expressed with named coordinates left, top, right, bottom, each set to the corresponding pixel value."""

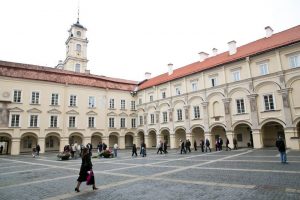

left=75, top=147, right=98, bottom=192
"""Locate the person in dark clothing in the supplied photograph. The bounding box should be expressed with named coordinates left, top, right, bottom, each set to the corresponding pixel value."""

left=140, top=141, right=146, bottom=157
left=97, top=142, right=103, bottom=154
left=163, top=141, right=168, bottom=154
left=75, top=148, right=98, bottom=192
left=157, top=140, right=163, bottom=154
left=0, top=145, right=3, bottom=154
left=36, top=144, right=40, bottom=156
left=219, top=137, right=223, bottom=151
left=186, top=139, right=191, bottom=153
left=86, top=143, right=93, bottom=157
left=132, top=144, right=137, bottom=157
left=276, top=136, right=287, bottom=163
left=200, top=139, right=205, bottom=152
left=205, top=139, right=211, bottom=152
left=233, top=138, right=238, bottom=150
left=102, top=143, right=107, bottom=151
left=194, top=140, right=197, bottom=151
left=180, top=140, right=186, bottom=154
left=225, top=137, right=231, bottom=151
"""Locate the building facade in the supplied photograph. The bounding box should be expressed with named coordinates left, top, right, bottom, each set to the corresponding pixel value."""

left=0, top=22, right=300, bottom=155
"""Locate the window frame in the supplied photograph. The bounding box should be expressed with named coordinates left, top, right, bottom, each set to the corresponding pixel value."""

left=50, top=115, right=58, bottom=128
left=88, top=96, right=96, bottom=108
left=236, top=98, right=245, bottom=114
left=162, top=112, right=168, bottom=123
left=193, top=106, right=200, bottom=119
left=259, top=63, right=269, bottom=75
left=13, top=90, right=22, bottom=103
left=120, top=117, right=126, bottom=128
left=10, top=114, right=20, bottom=127
left=51, top=93, right=59, bottom=106
left=69, top=95, right=77, bottom=107
left=88, top=116, right=95, bottom=128
left=69, top=116, right=76, bottom=128
left=121, top=99, right=126, bottom=110
left=109, top=98, right=115, bottom=109
left=263, top=94, right=275, bottom=111
left=31, top=91, right=40, bottom=104
left=29, top=114, right=38, bottom=127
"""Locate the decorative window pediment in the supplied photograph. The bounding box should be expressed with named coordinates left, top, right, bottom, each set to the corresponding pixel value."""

left=66, top=109, right=79, bottom=115
left=47, top=109, right=62, bottom=114
left=9, top=107, right=24, bottom=113
left=27, top=108, right=42, bottom=113
left=86, top=111, right=98, bottom=115
left=119, top=112, right=128, bottom=117
left=107, top=112, right=117, bottom=116
left=129, top=113, right=137, bottom=117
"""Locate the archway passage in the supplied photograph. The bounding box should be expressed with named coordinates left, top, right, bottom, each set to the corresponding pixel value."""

left=297, top=122, right=300, bottom=137
left=109, top=133, right=119, bottom=148
left=148, top=131, right=157, bottom=148
left=137, top=131, right=145, bottom=147
left=125, top=133, right=134, bottom=148
left=191, top=127, right=205, bottom=147
left=261, top=122, right=284, bottom=147
left=175, top=128, right=186, bottom=148
left=91, top=133, right=102, bottom=150
left=0, top=133, right=12, bottom=155
left=233, top=124, right=252, bottom=148
left=45, top=133, right=60, bottom=152
left=69, top=133, right=83, bottom=145
left=20, top=133, right=38, bottom=153
left=161, top=129, right=170, bottom=147
left=211, top=125, right=226, bottom=150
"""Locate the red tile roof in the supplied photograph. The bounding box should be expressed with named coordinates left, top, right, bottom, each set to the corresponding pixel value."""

left=0, top=61, right=138, bottom=91
left=139, top=25, right=300, bottom=90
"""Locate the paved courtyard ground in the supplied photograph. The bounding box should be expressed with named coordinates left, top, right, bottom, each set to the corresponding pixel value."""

left=0, top=148, right=300, bottom=200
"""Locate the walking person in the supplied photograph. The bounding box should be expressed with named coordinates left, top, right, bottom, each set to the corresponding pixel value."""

left=219, top=137, right=223, bottom=151
left=97, top=142, right=103, bottom=154
left=194, top=140, right=197, bottom=151
left=276, top=136, right=287, bottom=164
left=36, top=144, right=40, bottom=156
left=225, top=137, right=231, bottom=151
left=140, top=141, right=146, bottom=157
left=205, top=138, right=211, bottom=152
left=0, top=145, right=3, bottom=154
left=32, top=146, right=37, bottom=158
left=180, top=140, right=186, bottom=154
left=75, top=148, right=98, bottom=192
left=113, top=143, right=119, bottom=157
left=163, top=140, right=168, bottom=154
left=132, top=144, right=137, bottom=157
left=233, top=138, right=238, bottom=150
left=186, top=139, right=191, bottom=153
left=200, top=139, right=205, bottom=152
left=157, top=140, right=163, bottom=154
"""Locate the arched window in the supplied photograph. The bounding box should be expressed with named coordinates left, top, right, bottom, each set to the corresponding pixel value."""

left=76, top=44, right=81, bottom=52
left=75, top=63, right=80, bottom=72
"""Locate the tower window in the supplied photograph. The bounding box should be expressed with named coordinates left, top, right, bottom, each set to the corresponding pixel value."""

left=76, top=44, right=81, bottom=52
left=76, top=31, right=81, bottom=37
left=75, top=64, right=80, bottom=72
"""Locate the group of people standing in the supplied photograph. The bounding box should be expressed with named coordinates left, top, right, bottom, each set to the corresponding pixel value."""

left=156, top=140, right=168, bottom=154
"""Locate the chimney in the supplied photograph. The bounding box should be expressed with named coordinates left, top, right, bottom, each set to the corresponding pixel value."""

left=198, top=52, right=209, bottom=62
left=168, top=63, right=173, bottom=75
left=265, top=26, right=273, bottom=38
left=145, top=72, right=151, bottom=79
left=212, top=48, right=218, bottom=56
left=228, top=40, right=237, bottom=55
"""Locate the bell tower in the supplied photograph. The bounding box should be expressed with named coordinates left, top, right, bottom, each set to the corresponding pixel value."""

left=63, top=12, right=88, bottom=73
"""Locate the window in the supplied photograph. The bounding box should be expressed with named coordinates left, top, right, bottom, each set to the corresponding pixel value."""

left=150, top=95, right=153, bottom=102
left=69, top=116, right=76, bottom=128
left=76, top=31, right=81, bottom=37
left=29, top=115, right=38, bottom=127
left=237, top=134, right=243, bottom=142
left=76, top=44, right=81, bottom=52
left=11, top=114, right=20, bottom=127
left=131, top=118, right=136, bottom=128
left=211, top=77, right=217, bottom=87
left=175, top=87, right=181, bottom=96
left=120, top=118, right=126, bottom=128
left=51, top=93, right=59, bottom=106
left=131, top=101, right=136, bottom=110
left=70, top=95, right=77, bottom=107
left=193, top=106, right=200, bottom=119
left=177, top=109, right=183, bottom=121
left=139, top=116, right=143, bottom=125
left=289, top=54, right=300, bottom=68
left=259, top=63, right=269, bottom=75
left=109, top=99, right=115, bottom=109
left=121, top=99, right=126, bottom=110
left=192, top=82, right=197, bottom=92
left=264, top=94, right=275, bottom=111
left=232, top=70, right=240, bottom=81
left=139, top=98, right=142, bottom=105
left=162, top=91, right=166, bottom=99
left=236, top=99, right=245, bottom=114
left=88, top=117, right=95, bottom=128
left=50, top=116, right=58, bottom=128
left=23, top=137, right=32, bottom=149
left=88, top=96, right=95, bottom=108
left=162, top=112, right=168, bottom=123
left=75, top=63, right=80, bottom=72
left=13, top=90, right=21, bottom=103
left=150, top=114, right=155, bottom=124
left=109, top=117, right=115, bottom=128
left=31, top=92, right=40, bottom=104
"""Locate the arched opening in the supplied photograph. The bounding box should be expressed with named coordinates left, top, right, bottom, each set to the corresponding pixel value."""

left=161, top=129, right=170, bottom=147
left=69, top=133, right=83, bottom=145
left=211, top=125, right=226, bottom=150
left=20, top=133, right=38, bottom=153
left=125, top=133, right=134, bottom=149
left=137, top=131, right=145, bottom=147
left=213, top=101, right=221, bottom=117
left=191, top=127, right=205, bottom=146
left=0, top=133, right=12, bottom=155
left=233, top=124, right=252, bottom=148
left=148, top=130, right=157, bottom=148
left=91, top=133, right=102, bottom=150
left=261, top=122, right=284, bottom=147
left=175, top=128, right=186, bottom=148
left=45, top=133, right=60, bottom=152
left=109, top=133, right=119, bottom=148
left=297, top=122, right=300, bottom=137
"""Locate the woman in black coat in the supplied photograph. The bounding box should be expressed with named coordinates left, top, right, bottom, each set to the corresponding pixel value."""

left=75, top=148, right=98, bottom=192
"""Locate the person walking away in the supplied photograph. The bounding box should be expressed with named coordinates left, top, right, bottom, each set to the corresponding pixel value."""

left=113, top=143, right=119, bottom=157
left=157, top=140, right=163, bottom=154
left=0, top=145, right=3, bottom=154
left=219, top=137, right=223, bottom=151
left=180, top=140, right=186, bottom=154
left=140, top=141, right=146, bottom=157
left=200, top=139, right=204, bottom=152
left=233, top=138, right=238, bottom=150
left=163, top=140, right=168, bottom=154
left=186, top=139, right=191, bottom=153
left=75, top=148, right=98, bottom=192
left=36, top=144, right=40, bottom=156
left=97, top=142, right=103, bottom=154
left=132, top=144, right=137, bottom=157
left=205, top=138, right=211, bottom=152
left=194, top=140, right=197, bottom=151
left=32, top=146, right=37, bottom=158
left=225, top=137, right=231, bottom=151
left=276, top=136, right=287, bottom=164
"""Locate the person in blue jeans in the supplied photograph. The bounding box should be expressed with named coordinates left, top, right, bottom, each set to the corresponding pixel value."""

left=276, top=136, right=287, bottom=163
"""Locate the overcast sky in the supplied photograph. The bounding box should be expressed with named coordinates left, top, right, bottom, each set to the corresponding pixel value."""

left=0, top=0, right=299, bottom=81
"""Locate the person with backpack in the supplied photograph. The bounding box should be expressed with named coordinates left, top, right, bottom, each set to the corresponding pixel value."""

left=225, top=137, right=231, bottom=151
left=276, top=136, right=287, bottom=163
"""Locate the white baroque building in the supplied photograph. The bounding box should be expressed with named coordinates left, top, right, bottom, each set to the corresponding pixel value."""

left=0, top=21, right=300, bottom=155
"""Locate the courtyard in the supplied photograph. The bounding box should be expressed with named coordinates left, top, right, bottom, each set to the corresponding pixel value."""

left=0, top=148, right=300, bottom=200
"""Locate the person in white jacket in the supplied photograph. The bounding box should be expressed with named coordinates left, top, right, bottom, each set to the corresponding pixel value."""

left=113, top=143, right=119, bottom=157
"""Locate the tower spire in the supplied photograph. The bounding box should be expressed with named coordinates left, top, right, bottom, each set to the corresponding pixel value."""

left=77, top=0, right=80, bottom=24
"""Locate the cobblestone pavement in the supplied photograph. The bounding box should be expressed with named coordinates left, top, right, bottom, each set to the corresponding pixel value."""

left=1, top=148, right=300, bottom=200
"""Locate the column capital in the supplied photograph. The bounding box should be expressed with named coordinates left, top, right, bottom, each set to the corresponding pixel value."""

left=201, top=101, right=209, bottom=107
left=222, top=98, right=232, bottom=103
left=247, top=94, right=258, bottom=99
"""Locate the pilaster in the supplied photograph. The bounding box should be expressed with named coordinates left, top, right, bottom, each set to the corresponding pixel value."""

left=247, top=94, right=259, bottom=129
left=284, top=128, right=300, bottom=150
left=59, top=137, right=69, bottom=152
left=11, top=138, right=20, bottom=155
left=38, top=137, right=45, bottom=153
left=252, top=129, right=263, bottom=148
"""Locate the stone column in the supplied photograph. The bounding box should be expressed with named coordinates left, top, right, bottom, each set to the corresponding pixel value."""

left=186, top=132, right=193, bottom=143
left=252, top=129, right=263, bottom=148
left=59, top=137, right=69, bottom=152
left=247, top=94, right=259, bottom=129
left=225, top=131, right=234, bottom=149
left=222, top=98, right=232, bottom=131
left=11, top=138, right=21, bottom=155
left=144, top=135, right=150, bottom=149
left=134, top=135, right=139, bottom=147
left=170, top=134, right=176, bottom=149
left=201, top=102, right=209, bottom=132
left=38, top=137, right=45, bottom=154
left=284, top=128, right=300, bottom=150
left=119, top=136, right=125, bottom=149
